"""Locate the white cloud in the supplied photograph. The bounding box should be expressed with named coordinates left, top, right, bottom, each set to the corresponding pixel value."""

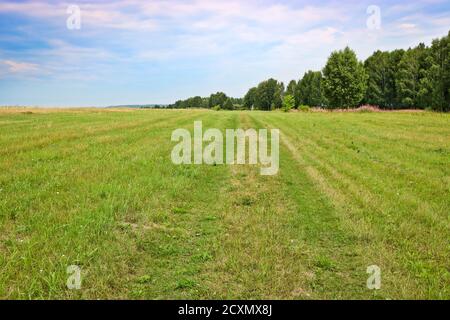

left=0, top=0, right=344, bottom=32
left=1, top=60, right=38, bottom=73
left=1, top=0, right=449, bottom=100
left=398, top=23, right=417, bottom=30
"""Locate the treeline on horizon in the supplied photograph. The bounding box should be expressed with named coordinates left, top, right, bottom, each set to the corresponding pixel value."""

left=166, top=30, right=449, bottom=112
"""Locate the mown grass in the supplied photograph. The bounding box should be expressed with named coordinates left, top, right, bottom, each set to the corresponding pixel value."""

left=0, top=108, right=448, bottom=299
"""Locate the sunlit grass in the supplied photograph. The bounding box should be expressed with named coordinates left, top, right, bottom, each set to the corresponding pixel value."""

left=0, top=108, right=448, bottom=299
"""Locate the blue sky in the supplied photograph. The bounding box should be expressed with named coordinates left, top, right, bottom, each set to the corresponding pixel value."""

left=0, top=0, right=449, bottom=107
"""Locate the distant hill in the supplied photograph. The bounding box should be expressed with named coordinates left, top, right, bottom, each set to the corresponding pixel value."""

left=107, top=104, right=168, bottom=109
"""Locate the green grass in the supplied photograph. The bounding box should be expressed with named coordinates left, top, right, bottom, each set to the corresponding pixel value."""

left=0, top=108, right=448, bottom=299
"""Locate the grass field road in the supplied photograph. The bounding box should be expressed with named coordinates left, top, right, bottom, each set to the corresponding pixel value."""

left=0, top=108, right=448, bottom=299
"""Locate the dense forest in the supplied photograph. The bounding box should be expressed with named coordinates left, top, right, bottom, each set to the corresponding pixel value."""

left=167, top=31, right=449, bottom=112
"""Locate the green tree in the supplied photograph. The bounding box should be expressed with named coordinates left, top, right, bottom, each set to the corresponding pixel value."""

left=274, top=81, right=284, bottom=108
left=229, top=97, right=243, bottom=107
left=310, top=71, right=326, bottom=106
left=223, top=98, right=234, bottom=110
left=254, top=78, right=284, bottom=110
left=209, top=92, right=228, bottom=109
left=417, top=32, right=450, bottom=111
left=282, top=94, right=295, bottom=112
left=442, top=31, right=450, bottom=111
left=396, top=43, right=432, bottom=108
left=397, top=48, right=419, bottom=108
left=445, top=31, right=450, bottom=111
left=364, top=50, right=391, bottom=107
left=186, top=96, right=203, bottom=108
left=243, top=87, right=257, bottom=109
left=322, top=47, right=368, bottom=108
left=296, top=71, right=326, bottom=107
left=201, top=97, right=209, bottom=108
left=286, top=80, right=297, bottom=98
left=173, top=100, right=184, bottom=109
left=386, top=49, right=405, bottom=108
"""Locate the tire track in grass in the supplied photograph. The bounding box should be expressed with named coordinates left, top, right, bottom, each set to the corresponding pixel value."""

left=200, top=112, right=372, bottom=299
left=1, top=110, right=447, bottom=299
left=121, top=111, right=236, bottom=299
left=251, top=112, right=447, bottom=299
left=0, top=110, right=190, bottom=156
left=0, top=110, right=225, bottom=299
left=0, top=111, right=197, bottom=192
left=339, top=113, right=450, bottom=147
left=0, top=110, right=200, bottom=223
left=266, top=113, right=448, bottom=242
left=264, top=114, right=449, bottom=296
left=0, top=112, right=174, bottom=298
left=247, top=112, right=390, bottom=299
left=295, top=114, right=450, bottom=199
left=199, top=112, right=313, bottom=299
left=270, top=113, right=448, bottom=205
left=0, top=111, right=124, bottom=143
left=302, top=125, right=449, bottom=212
left=270, top=114, right=448, bottom=235
left=253, top=113, right=378, bottom=235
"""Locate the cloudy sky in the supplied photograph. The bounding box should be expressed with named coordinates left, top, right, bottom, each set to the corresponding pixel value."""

left=0, top=0, right=449, bottom=107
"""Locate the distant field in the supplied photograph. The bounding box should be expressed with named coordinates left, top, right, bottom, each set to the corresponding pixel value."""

left=0, top=108, right=448, bottom=299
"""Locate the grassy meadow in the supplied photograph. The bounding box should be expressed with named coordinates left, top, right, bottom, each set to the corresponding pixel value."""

left=0, top=107, right=448, bottom=299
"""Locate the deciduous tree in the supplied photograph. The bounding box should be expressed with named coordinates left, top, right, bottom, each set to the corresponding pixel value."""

left=323, top=47, right=368, bottom=108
